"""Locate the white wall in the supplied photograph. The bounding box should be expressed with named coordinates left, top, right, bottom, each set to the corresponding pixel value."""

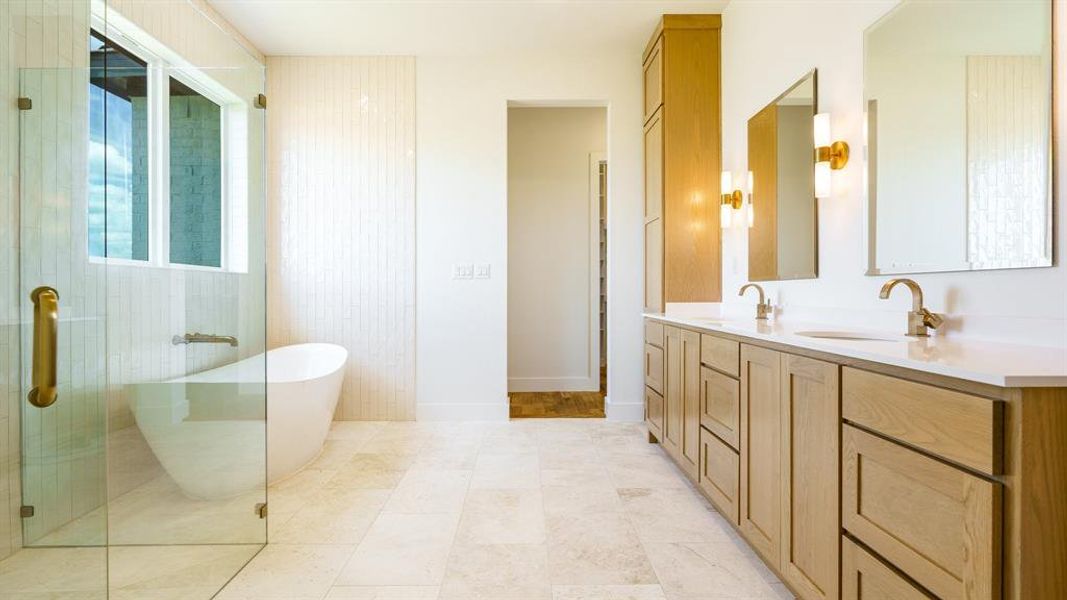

left=266, top=56, right=417, bottom=421
left=507, top=106, right=606, bottom=392
left=720, top=0, right=1067, bottom=348
left=416, top=52, right=644, bottom=420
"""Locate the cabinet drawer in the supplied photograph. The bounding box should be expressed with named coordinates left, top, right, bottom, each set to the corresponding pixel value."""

left=842, top=537, right=933, bottom=600
left=643, top=37, right=663, bottom=123
left=843, top=425, right=1001, bottom=600
left=843, top=368, right=1002, bottom=474
left=701, top=333, right=739, bottom=377
left=700, top=366, right=739, bottom=449
left=645, top=387, right=664, bottom=440
left=645, top=343, right=664, bottom=394
left=644, top=319, right=664, bottom=348
left=699, top=427, right=739, bottom=524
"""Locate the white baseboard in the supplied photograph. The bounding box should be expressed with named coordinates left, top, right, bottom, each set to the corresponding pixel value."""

left=605, top=396, right=644, bottom=422
left=507, top=376, right=598, bottom=392
left=416, top=400, right=510, bottom=421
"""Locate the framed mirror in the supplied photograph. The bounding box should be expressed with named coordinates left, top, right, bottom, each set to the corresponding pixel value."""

left=865, top=0, right=1054, bottom=274
left=747, top=70, right=818, bottom=281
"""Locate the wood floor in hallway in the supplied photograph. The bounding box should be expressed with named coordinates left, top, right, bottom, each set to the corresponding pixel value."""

left=509, top=391, right=606, bottom=418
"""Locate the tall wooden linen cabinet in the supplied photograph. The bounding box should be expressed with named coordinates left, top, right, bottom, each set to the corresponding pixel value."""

left=643, top=15, right=723, bottom=312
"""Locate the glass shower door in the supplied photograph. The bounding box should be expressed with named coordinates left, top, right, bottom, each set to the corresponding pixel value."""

left=10, top=63, right=110, bottom=596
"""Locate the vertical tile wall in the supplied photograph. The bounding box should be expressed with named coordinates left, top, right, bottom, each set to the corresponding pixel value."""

left=0, top=0, right=265, bottom=555
left=266, top=56, right=417, bottom=421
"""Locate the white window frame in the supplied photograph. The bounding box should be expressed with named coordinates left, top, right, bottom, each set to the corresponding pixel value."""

left=88, top=3, right=249, bottom=273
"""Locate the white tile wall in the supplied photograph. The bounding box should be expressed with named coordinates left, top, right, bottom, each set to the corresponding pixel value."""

left=966, top=55, right=1050, bottom=270
left=266, top=56, right=417, bottom=421
left=0, top=0, right=265, bottom=555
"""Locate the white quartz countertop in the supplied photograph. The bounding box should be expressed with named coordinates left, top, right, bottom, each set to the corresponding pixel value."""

left=644, top=313, right=1067, bottom=388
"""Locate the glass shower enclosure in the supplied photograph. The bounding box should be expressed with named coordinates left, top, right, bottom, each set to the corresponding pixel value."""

left=0, top=0, right=266, bottom=596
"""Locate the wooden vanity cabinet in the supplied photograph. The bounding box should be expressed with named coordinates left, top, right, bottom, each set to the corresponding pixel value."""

left=664, top=325, right=700, bottom=478
left=644, top=322, right=665, bottom=441
left=642, top=317, right=1067, bottom=599
left=780, top=354, right=840, bottom=600
left=843, top=425, right=1000, bottom=600
left=642, top=15, right=722, bottom=311
left=739, top=344, right=783, bottom=567
left=739, top=345, right=842, bottom=596
left=842, top=537, right=932, bottom=600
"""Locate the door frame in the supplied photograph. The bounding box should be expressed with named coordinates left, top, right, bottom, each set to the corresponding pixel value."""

left=588, top=152, right=606, bottom=392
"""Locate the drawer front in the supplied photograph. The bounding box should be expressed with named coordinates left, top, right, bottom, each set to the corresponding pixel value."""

left=645, top=343, right=664, bottom=395
left=701, top=333, right=739, bottom=377
left=842, top=537, right=933, bottom=600
left=699, top=427, right=739, bottom=524
left=645, top=387, right=664, bottom=440
left=843, top=425, right=1001, bottom=600
left=643, top=37, right=663, bottom=123
left=644, top=319, right=664, bottom=348
left=843, top=368, right=1002, bottom=474
left=700, top=366, right=739, bottom=449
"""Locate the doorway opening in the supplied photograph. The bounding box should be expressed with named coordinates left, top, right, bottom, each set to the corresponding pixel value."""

left=505, top=105, right=608, bottom=418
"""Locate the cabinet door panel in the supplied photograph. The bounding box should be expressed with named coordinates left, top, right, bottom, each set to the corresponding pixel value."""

left=700, top=366, right=740, bottom=450
left=680, top=328, right=701, bottom=477
left=644, top=111, right=663, bottom=220
left=643, top=39, right=663, bottom=124
left=739, top=344, right=782, bottom=567
left=700, top=427, right=739, bottom=524
left=645, top=343, right=664, bottom=395
left=644, top=218, right=663, bottom=313
left=843, top=425, right=1001, bottom=600
left=663, top=326, right=683, bottom=458
left=781, top=355, right=840, bottom=600
left=645, top=387, right=664, bottom=442
left=842, top=537, right=933, bottom=600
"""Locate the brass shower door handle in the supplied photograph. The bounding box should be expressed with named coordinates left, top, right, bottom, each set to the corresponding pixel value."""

left=28, top=286, right=59, bottom=408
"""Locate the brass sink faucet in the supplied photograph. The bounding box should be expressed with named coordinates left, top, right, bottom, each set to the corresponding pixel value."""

left=878, top=278, right=944, bottom=337
left=739, top=284, right=772, bottom=320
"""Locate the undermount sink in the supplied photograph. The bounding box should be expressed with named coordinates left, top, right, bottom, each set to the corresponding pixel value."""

left=795, top=330, right=906, bottom=342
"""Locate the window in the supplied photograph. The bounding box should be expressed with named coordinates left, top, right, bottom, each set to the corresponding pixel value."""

left=88, top=30, right=149, bottom=261
left=168, top=77, right=223, bottom=267
left=87, top=24, right=243, bottom=271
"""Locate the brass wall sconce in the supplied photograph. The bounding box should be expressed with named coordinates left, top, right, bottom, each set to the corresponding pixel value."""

left=721, top=171, right=754, bottom=229
left=813, top=113, right=849, bottom=199
left=720, top=171, right=744, bottom=228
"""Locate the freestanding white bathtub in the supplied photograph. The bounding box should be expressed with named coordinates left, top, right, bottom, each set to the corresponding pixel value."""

left=129, top=343, right=347, bottom=499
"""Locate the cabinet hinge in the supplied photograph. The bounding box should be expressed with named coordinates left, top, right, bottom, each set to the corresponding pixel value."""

left=17, top=97, right=32, bottom=110
left=253, top=94, right=266, bottom=109
left=20, top=505, right=34, bottom=518
left=255, top=502, right=267, bottom=519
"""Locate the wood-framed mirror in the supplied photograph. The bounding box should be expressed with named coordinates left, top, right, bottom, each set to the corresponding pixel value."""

left=747, top=70, right=818, bottom=282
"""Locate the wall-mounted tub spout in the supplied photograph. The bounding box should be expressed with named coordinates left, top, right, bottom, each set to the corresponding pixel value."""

left=172, top=333, right=239, bottom=347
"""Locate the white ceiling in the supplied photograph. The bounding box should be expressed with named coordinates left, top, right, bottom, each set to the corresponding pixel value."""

left=207, top=0, right=731, bottom=57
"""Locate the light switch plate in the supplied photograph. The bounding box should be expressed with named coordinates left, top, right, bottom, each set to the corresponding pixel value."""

left=474, top=263, right=491, bottom=279
left=452, top=263, right=474, bottom=279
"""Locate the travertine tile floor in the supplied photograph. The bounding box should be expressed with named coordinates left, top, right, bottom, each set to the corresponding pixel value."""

left=219, top=418, right=793, bottom=600
left=0, top=419, right=793, bottom=599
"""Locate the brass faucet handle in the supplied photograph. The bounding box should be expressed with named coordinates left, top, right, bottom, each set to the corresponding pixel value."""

left=919, top=308, right=944, bottom=330
left=756, top=301, right=772, bottom=320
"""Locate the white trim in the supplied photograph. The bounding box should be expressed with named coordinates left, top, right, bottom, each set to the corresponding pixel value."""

left=605, top=397, right=644, bottom=422
left=589, top=152, right=606, bottom=392
left=507, top=376, right=598, bottom=392
left=416, top=401, right=510, bottom=422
